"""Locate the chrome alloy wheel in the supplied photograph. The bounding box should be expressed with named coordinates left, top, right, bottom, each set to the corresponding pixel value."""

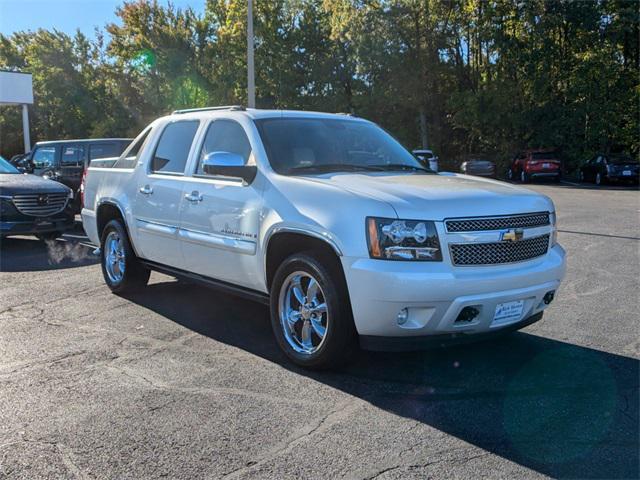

left=278, top=271, right=329, bottom=355
left=104, top=230, right=126, bottom=283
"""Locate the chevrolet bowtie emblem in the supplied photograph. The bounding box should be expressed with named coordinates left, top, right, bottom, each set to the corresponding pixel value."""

left=501, top=228, right=524, bottom=242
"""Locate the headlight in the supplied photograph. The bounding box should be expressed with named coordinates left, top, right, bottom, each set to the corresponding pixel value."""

left=550, top=212, right=557, bottom=246
left=67, top=189, right=74, bottom=199
left=366, top=217, right=442, bottom=261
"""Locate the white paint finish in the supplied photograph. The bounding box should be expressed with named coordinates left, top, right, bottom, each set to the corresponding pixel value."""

left=82, top=107, right=567, bottom=338
left=178, top=175, right=264, bottom=290
left=132, top=173, right=185, bottom=268
left=0, top=71, right=33, bottom=104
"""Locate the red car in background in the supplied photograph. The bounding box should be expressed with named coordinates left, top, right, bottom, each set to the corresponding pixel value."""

left=508, top=150, right=561, bottom=183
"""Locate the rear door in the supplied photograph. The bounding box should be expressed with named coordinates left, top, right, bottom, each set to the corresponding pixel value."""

left=177, top=118, right=264, bottom=290
left=59, top=143, right=85, bottom=193
left=132, top=119, right=201, bottom=269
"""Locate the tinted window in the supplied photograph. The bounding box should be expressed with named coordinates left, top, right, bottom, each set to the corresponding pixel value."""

left=89, top=143, right=120, bottom=160
left=256, top=118, right=424, bottom=175
left=32, top=146, right=56, bottom=168
left=61, top=144, right=84, bottom=166
left=151, top=121, right=199, bottom=174
left=609, top=155, right=638, bottom=165
left=196, top=120, right=252, bottom=175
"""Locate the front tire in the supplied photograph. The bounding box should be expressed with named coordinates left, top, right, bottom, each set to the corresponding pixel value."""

left=100, top=219, right=150, bottom=293
left=595, top=173, right=603, bottom=186
left=270, top=252, right=356, bottom=369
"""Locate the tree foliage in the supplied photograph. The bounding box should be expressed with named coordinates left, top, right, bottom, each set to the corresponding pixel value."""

left=1, top=0, right=637, bottom=172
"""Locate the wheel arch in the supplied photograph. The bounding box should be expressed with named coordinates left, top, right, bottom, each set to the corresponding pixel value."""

left=96, top=201, right=140, bottom=256
left=265, top=229, right=344, bottom=292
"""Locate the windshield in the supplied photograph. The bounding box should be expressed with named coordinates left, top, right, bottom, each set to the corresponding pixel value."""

left=609, top=155, right=638, bottom=165
left=0, top=157, right=19, bottom=174
left=255, top=118, right=430, bottom=175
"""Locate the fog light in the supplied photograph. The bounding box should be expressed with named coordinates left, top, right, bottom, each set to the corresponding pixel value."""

left=397, top=308, right=409, bottom=325
left=543, top=291, right=555, bottom=305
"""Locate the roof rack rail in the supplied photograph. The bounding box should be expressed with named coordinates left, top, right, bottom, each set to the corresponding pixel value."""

left=336, top=112, right=356, bottom=117
left=172, top=105, right=246, bottom=114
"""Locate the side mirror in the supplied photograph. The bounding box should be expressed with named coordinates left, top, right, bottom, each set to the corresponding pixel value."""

left=202, top=152, right=257, bottom=184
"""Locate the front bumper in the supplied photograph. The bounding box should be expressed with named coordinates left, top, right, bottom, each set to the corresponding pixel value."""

left=360, top=311, right=544, bottom=351
left=0, top=215, right=74, bottom=237
left=341, top=244, right=566, bottom=338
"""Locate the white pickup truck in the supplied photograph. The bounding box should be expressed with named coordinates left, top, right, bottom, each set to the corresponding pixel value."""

left=82, top=106, right=566, bottom=369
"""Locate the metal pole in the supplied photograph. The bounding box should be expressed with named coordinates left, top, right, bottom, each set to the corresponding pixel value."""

left=247, top=0, right=255, bottom=108
left=22, top=104, right=31, bottom=153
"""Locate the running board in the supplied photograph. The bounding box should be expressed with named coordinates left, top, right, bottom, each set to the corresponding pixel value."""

left=140, top=260, right=270, bottom=305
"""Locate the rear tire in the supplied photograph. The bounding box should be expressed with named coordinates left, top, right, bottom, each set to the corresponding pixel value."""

left=100, top=219, right=150, bottom=293
left=269, top=252, right=356, bottom=369
left=520, top=170, right=529, bottom=183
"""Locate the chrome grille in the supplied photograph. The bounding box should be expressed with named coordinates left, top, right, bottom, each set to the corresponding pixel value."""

left=445, top=213, right=550, bottom=232
left=450, top=234, right=550, bottom=266
left=12, top=193, right=68, bottom=217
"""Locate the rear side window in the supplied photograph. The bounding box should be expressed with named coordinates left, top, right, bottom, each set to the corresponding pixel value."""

left=112, top=129, right=150, bottom=169
left=151, top=121, right=199, bottom=174
left=196, top=120, right=252, bottom=175
left=32, top=146, right=56, bottom=168
left=61, top=144, right=84, bottom=166
left=89, top=143, right=120, bottom=161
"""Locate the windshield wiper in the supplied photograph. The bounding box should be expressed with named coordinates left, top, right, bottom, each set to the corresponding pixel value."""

left=370, top=164, right=432, bottom=173
left=288, top=164, right=386, bottom=174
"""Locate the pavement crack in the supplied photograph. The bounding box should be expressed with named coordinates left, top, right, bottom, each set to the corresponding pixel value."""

left=222, top=399, right=362, bottom=479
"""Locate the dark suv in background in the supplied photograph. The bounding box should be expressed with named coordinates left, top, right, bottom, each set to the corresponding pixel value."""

left=23, top=138, right=132, bottom=211
left=508, top=150, right=561, bottom=183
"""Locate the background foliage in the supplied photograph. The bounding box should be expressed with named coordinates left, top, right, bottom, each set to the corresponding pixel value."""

left=1, top=0, right=638, bottom=173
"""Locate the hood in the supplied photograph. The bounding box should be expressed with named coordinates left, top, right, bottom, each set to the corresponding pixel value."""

left=303, top=172, right=554, bottom=219
left=0, top=173, right=71, bottom=196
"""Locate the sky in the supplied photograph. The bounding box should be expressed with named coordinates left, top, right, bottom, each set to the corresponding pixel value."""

left=0, top=0, right=205, bottom=39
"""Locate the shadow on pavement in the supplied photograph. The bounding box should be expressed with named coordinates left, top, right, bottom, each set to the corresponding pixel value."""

left=124, top=281, right=639, bottom=479
left=0, top=224, right=98, bottom=272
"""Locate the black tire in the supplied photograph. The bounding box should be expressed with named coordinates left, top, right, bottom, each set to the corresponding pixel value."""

left=269, top=252, right=356, bottom=370
left=595, top=172, right=603, bottom=186
left=100, top=219, right=150, bottom=293
left=520, top=170, right=529, bottom=183
left=36, top=231, right=63, bottom=242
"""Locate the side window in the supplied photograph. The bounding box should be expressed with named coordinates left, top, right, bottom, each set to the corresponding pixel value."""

left=32, top=146, right=56, bottom=168
left=196, top=120, right=252, bottom=175
left=113, top=129, right=151, bottom=169
left=61, top=144, right=84, bottom=166
left=151, top=121, right=199, bottom=174
left=89, top=143, right=119, bottom=161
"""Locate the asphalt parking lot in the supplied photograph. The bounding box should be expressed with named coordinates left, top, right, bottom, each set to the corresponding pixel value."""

left=0, top=183, right=638, bottom=479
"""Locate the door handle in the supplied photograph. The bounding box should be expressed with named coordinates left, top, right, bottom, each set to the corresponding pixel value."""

left=139, top=185, right=153, bottom=195
left=184, top=191, right=203, bottom=203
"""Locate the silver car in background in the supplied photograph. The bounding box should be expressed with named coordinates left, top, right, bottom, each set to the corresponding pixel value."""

left=461, top=158, right=496, bottom=178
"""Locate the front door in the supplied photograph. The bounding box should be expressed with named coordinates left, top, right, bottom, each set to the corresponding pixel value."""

left=178, top=118, right=264, bottom=291
left=133, top=119, right=201, bottom=269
